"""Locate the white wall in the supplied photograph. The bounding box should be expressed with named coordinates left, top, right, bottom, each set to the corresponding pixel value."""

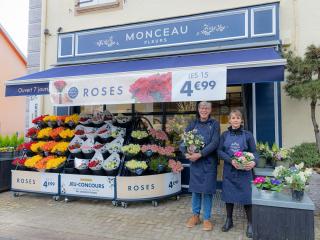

left=41, top=0, right=320, bottom=147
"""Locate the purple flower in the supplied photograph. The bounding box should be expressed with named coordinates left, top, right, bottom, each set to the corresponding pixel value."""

left=271, top=178, right=281, bottom=185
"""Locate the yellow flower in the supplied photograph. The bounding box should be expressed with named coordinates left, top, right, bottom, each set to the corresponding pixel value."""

left=59, top=129, right=75, bottom=139
left=43, top=115, right=57, bottom=122
left=51, top=142, right=69, bottom=153
left=37, top=127, right=53, bottom=139
left=46, top=156, right=66, bottom=169
left=24, top=155, right=43, bottom=168
left=65, top=114, right=79, bottom=124
left=30, top=141, right=46, bottom=152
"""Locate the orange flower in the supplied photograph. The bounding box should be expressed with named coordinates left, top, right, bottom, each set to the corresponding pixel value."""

left=50, top=127, right=65, bottom=139
left=41, top=141, right=58, bottom=152
left=35, top=156, right=54, bottom=170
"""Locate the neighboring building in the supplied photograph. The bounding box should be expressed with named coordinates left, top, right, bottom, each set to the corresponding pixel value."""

left=0, top=24, right=27, bottom=135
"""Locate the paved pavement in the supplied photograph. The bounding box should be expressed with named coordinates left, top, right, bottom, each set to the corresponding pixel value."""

left=0, top=180, right=319, bottom=240
left=0, top=191, right=251, bottom=240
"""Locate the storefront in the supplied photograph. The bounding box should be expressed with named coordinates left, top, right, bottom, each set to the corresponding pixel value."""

left=5, top=2, right=285, bottom=194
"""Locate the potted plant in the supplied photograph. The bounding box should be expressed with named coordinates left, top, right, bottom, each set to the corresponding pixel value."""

left=125, top=159, right=148, bottom=176
left=271, top=143, right=291, bottom=168
left=149, top=155, right=168, bottom=174
left=273, top=163, right=313, bottom=201
left=253, top=176, right=283, bottom=192
left=121, top=144, right=140, bottom=159
left=256, top=142, right=272, bottom=168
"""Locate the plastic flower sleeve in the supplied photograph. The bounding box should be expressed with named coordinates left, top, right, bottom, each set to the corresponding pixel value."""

left=74, top=125, right=86, bottom=138
left=81, top=137, right=95, bottom=154
left=97, top=124, right=112, bottom=139
left=88, top=151, right=104, bottom=170
left=68, top=136, right=84, bottom=153
left=102, top=152, right=120, bottom=171
left=106, top=137, right=124, bottom=154
left=74, top=157, right=89, bottom=170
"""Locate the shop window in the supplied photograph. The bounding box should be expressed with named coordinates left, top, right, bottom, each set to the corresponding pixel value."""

left=75, top=0, right=121, bottom=13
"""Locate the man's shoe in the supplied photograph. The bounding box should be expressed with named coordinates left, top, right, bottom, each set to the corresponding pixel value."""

left=246, top=223, right=253, bottom=238
left=202, top=220, right=213, bottom=231
left=221, top=218, right=233, bottom=232
left=186, top=215, right=201, bottom=228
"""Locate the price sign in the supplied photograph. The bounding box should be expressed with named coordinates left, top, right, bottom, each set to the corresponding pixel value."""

left=172, top=67, right=227, bottom=102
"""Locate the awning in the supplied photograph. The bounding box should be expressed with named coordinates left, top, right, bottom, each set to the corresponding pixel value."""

left=5, top=47, right=286, bottom=97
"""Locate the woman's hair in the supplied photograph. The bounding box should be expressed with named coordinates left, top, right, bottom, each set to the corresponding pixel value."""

left=228, top=108, right=243, bottom=120
left=198, top=101, right=212, bottom=109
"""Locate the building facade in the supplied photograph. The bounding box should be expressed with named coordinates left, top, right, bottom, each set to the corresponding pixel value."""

left=0, top=24, right=27, bottom=135
left=6, top=0, right=320, bottom=146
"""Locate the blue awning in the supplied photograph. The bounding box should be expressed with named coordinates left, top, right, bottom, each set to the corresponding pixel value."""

left=6, top=47, right=286, bottom=96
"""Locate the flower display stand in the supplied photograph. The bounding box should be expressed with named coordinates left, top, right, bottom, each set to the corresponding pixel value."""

left=252, top=187, right=315, bottom=240
left=11, top=170, right=60, bottom=200
left=116, top=172, right=181, bottom=208
left=0, top=152, right=14, bottom=192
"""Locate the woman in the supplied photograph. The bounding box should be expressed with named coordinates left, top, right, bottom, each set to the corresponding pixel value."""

left=183, top=101, right=220, bottom=231
left=218, top=109, right=259, bottom=238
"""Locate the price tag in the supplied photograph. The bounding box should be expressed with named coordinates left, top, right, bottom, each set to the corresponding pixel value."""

left=172, top=67, right=227, bottom=102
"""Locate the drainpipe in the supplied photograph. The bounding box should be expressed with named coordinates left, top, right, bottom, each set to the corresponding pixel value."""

left=39, top=0, right=47, bottom=114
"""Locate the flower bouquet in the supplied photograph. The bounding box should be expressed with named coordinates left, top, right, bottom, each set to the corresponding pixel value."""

left=102, top=152, right=121, bottom=176
left=50, top=142, right=69, bottom=156
left=232, top=151, right=255, bottom=170
left=131, top=130, right=149, bottom=144
left=43, top=115, right=58, bottom=128
left=41, top=141, right=58, bottom=156
left=74, top=125, right=85, bottom=138
left=97, top=124, right=112, bottom=142
left=26, top=127, right=39, bottom=140
left=46, top=156, right=66, bottom=172
left=125, top=159, right=148, bottom=176
left=106, top=137, right=124, bottom=154
left=37, top=127, right=52, bottom=140
left=88, top=151, right=104, bottom=175
left=12, top=157, right=27, bottom=170
left=114, top=114, right=132, bottom=128
left=81, top=137, right=95, bottom=159
left=79, top=114, right=92, bottom=125
left=149, top=128, right=168, bottom=145
left=111, top=126, right=126, bottom=139
left=253, top=176, right=283, bottom=192
left=35, top=156, right=54, bottom=172
left=64, top=114, right=79, bottom=128
left=24, top=155, right=43, bottom=169
left=49, top=127, right=65, bottom=141
left=68, top=136, right=84, bottom=158
left=141, top=144, right=158, bottom=157
left=182, top=129, right=205, bottom=153
left=168, top=159, right=184, bottom=173
left=74, top=157, right=90, bottom=174
left=121, top=144, right=140, bottom=159
left=30, top=141, right=46, bottom=153
left=32, top=115, right=48, bottom=128
left=56, top=116, right=66, bottom=127
left=16, top=142, right=35, bottom=157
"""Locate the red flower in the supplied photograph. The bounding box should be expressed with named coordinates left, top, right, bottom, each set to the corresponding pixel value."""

left=12, top=157, right=27, bottom=166
left=32, top=115, right=48, bottom=124
left=54, top=80, right=67, bottom=92
left=26, top=127, right=39, bottom=138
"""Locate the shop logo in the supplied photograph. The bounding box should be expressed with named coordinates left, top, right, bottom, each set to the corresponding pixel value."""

left=68, top=87, right=79, bottom=99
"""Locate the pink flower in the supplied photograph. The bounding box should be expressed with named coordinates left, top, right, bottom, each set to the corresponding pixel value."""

left=234, top=151, right=243, bottom=157
left=253, top=177, right=265, bottom=184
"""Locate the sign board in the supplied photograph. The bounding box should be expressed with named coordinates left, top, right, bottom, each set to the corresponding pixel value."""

left=117, top=172, right=181, bottom=200
left=57, top=3, right=279, bottom=63
left=11, top=170, right=59, bottom=194
left=60, top=174, right=115, bottom=199
left=49, top=66, right=227, bottom=106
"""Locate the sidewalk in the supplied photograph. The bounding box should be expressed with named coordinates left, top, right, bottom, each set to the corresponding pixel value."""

left=0, top=191, right=318, bottom=240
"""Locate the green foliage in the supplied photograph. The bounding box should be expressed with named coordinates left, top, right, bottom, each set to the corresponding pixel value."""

left=290, top=143, right=320, bottom=168
left=0, top=134, right=24, bottom=149
left=284, top=45, right=320, bottom=101
left=149, top=155, right=168, bottom=172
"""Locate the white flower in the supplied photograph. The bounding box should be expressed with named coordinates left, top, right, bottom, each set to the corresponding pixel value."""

left=295, top=162, right=304, bottom=170
left=298, top=172, right=306, bottom=183
left=273, top=166, right=285, bottom=178
left=285, top=176, right=293, bottom=184
left=304, top=168, right=313, bottom=178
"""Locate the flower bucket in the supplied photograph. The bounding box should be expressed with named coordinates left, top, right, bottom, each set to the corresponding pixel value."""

left=291, top=189, right=304, bottom=201
left=257, top=157, right=267, bottom=168
left=91, top=169, right=105, bottom=176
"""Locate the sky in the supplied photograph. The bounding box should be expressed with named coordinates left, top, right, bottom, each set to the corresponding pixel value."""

left=0, top=0, right=29, bottom=56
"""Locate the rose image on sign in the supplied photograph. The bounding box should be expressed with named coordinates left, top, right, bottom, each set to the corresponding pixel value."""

left=51, top=80, right=72, bottom=104
left=129, top=72, right=172, bottom=103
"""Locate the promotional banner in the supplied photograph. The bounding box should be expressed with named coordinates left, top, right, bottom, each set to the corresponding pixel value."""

left=60, top=174, right=115, bottom=199
left=117, top=172, right=181, bottom=200
left=49, top=66, right=226, bottom=106
left=11, top=170, right=59, bottom=194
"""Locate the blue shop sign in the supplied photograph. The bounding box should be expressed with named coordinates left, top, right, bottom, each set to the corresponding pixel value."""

left=58, top=3, right=279, bottom=63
